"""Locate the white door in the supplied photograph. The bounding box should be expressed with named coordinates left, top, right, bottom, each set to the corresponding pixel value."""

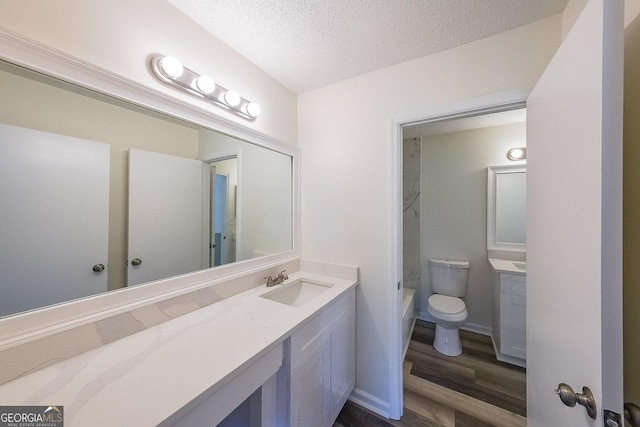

left=0, top=123, right=109, bottom=317
left=127, top=149, right=204, bottom=286
left=208, top=164, right=217, bottom=268
left=214, top=173, right=229, bottom=266
left=526, top=0, right=623, bottom=425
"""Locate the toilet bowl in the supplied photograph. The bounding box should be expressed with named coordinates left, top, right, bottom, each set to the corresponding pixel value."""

left=427, top=259, right=469, bottom=356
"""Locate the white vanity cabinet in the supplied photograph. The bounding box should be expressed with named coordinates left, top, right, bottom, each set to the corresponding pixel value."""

left=491, top=269, right=526, bottom=367
left=279, top=287, right=356, bottom=427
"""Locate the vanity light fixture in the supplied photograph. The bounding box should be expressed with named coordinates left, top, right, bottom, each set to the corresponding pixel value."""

left=244, top=102, right=261, bottom=118
left=150, top=55, right=261, bottom=120
left=159, top=56, right=184, bottom=78
left=194, top=75, right=215, bottom=94
left=507, top=148, right=527, bottom=161
left=223, top=90, right=241, bottom=107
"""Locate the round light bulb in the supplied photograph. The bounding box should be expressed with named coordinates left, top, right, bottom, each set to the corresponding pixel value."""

left=507, top=148, right=526, bottom=160
left=224, top=90, right=241, bottom=107
left=159, top=56, right=183, bottom=79
left=195, top=75, right=216, bottom=94
left=245, top=102, right=261, bottom=118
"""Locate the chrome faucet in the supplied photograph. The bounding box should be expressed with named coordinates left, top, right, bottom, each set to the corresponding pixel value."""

left=265, top=270, right=288, bottom=287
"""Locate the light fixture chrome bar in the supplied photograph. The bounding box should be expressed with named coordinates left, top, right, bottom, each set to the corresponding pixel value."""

left=149, top=55, right=260, bottom=120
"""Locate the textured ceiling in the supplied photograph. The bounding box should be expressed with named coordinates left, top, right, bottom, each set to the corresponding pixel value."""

left=166, top=0, right=569, bottom=94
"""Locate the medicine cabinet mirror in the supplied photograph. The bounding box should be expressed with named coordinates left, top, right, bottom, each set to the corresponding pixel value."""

left=487, top=164, right=526, bottom=252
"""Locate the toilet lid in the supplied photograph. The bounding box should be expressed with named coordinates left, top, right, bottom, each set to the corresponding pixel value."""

left=428, top=294, right=465, bottom=314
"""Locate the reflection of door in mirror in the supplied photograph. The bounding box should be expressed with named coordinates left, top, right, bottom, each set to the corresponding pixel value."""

left=0, top=123, right=110, bottom=316
left=127, top=149, right=204, bottom=286
left=208, top=157, right=238, bottom=267
left=212, top=173, right=227, bottom=266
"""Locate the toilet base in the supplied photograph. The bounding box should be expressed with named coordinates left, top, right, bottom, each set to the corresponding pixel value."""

left=433, top=323, right=462, bottom=356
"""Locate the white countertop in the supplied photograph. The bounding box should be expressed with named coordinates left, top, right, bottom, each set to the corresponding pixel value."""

left=0, top=271, right=357, bottom=426
left=488, top=258, right=527, bottom=275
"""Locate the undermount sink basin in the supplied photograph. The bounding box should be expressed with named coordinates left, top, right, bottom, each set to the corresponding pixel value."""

left=513, top=262, right=527, bottom=271
left=260, top=279, right=333, bottom=307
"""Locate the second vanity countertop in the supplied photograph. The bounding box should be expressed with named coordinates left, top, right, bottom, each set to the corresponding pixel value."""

left=0, top=269, right=357, bottom=426
left=489, top=258, right=527, bottom=275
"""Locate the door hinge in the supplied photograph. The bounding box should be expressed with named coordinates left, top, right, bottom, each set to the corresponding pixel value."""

left=604, top=409, right=622, bottom=427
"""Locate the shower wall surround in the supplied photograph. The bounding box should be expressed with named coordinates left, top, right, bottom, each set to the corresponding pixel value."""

left=403, top=138, right=422, bottom=291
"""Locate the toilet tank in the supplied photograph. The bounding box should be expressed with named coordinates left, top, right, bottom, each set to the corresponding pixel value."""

left=429, top=258, right=470, bottom=297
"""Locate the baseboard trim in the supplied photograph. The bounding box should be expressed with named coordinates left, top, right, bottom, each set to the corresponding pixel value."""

left=417, top=311, right=493, bottom=337
left=348, top=388, right=390, bottom=419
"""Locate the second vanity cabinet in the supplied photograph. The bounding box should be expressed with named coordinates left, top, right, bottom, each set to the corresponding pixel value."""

left=279, top=287, right=356, bottom=427
left=497, top=273, right=526, bottom=360
left=490, top=260, right=526, bottom=367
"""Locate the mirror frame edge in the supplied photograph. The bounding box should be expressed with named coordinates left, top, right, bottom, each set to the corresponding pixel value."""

left=487, top=164, right=527, bottom=253
left=0, top=27, right=301, bottom=350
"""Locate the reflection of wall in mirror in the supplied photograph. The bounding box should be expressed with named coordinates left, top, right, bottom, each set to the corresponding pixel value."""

left=200, top=131, right=292, bottom=262
left=0, top=65, right=199, bottom=292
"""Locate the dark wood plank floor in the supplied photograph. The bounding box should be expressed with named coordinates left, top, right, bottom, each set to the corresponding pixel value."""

left=334, top=320, right=526, bottom=427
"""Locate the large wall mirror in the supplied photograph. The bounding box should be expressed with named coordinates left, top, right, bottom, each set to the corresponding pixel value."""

left=0, top=58, right=294, bottom=319
left=487, top=165, right=526, bottom=252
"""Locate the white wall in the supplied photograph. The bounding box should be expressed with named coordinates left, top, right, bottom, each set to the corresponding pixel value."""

left=298, top=16, right=561, bottom=416
left=0, top=0, right=297, bottom=145
left=419, top=123, right=526, bottom=332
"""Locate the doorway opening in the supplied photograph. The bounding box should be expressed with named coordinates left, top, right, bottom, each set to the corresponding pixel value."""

left=388, top=89, right=529, bottom=420
left=397, top=106, right=527, bottom=424
left=205, top=155, right=238, bottom=268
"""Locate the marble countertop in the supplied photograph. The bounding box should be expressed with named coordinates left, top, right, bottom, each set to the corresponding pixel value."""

left=488, top=258, right=527, bottom=275
left=0, top=270, right=357, bottom=426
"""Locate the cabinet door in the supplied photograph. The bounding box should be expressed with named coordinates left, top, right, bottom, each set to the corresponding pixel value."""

left=508, top=295, right=526, bottom=358
left=290, top=342, right=331, bottom=427
left=500, top=274, right=526, bottom=359
left=330, top=305, right=356, bottom=423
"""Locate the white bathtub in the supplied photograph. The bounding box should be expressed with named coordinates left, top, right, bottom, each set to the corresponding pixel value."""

left=402, top=287, right=416, bottom=358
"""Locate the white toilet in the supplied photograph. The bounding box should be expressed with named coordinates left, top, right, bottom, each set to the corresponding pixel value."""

left=427, top=258, right=470, bottom=356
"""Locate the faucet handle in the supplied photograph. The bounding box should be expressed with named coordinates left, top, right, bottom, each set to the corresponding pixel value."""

left=278, top=270, right=288, bottom=280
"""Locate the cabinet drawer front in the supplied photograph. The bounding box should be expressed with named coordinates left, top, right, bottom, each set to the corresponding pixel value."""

left=289, top=289, right=355, bottom=371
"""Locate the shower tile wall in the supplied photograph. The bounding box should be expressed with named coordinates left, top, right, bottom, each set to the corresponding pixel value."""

left=403, top=138, right=421, bottom=290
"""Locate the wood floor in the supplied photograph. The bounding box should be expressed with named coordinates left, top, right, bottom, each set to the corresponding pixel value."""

left=334, top=320, right=526, bottom=427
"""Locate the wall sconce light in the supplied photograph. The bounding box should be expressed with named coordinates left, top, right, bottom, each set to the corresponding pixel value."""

left=507, top=148, right=527, bottom=161
left=150, top=55, right=261, bottom=120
